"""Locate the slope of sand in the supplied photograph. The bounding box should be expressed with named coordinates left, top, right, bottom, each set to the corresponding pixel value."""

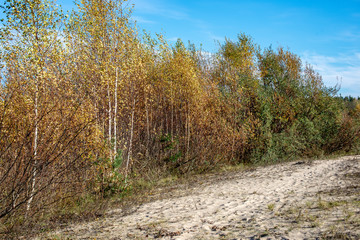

left=43, top=156, right=359, bottom=239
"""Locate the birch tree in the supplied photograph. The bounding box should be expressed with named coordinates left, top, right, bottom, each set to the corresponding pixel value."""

left=67, top=0, right=132, bottom=162
left=0, top=0, right=65, bottom=215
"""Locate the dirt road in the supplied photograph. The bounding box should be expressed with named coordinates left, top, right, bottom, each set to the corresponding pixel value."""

left=43, top=156, right=360, bottom=239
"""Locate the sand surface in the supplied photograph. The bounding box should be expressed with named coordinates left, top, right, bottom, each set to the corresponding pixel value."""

left=42, top=156, right=360, bottom=239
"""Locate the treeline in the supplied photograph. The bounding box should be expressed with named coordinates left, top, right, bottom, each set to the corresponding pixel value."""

left=1, top=0, right=359, bottom=232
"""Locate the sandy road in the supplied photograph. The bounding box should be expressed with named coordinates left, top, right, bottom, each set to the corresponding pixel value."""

left=42, top=156, right=360, bottom=239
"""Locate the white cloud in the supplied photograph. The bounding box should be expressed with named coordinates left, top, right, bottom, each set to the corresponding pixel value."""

left=335, top=29, right=360, bottom=42
left=168, top=37, right=179, bottom=42
left=132, top=16, right=156, bottom=24
left=302, top=52, right=360, bottom=97
left=130, top=0, right=189, bottom=20
left=206, top=31, right=224, bottom=43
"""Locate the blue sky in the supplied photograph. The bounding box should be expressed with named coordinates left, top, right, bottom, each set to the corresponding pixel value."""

left=1, top=0, right=359, bottom=97
left=129, top=0, right=360, bottom=97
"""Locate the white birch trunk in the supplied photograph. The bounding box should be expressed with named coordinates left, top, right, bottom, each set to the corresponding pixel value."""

left=27, top=86, right=38, bottom=212
left=108, top=81, right=112, bottom=160
left=187, top=108, right=191, bottom=159
left=145, top=102, right=150, bottom=157
left=113, top=67, right=118, bottom=162
left=125, top=98, right=135, bottom=181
